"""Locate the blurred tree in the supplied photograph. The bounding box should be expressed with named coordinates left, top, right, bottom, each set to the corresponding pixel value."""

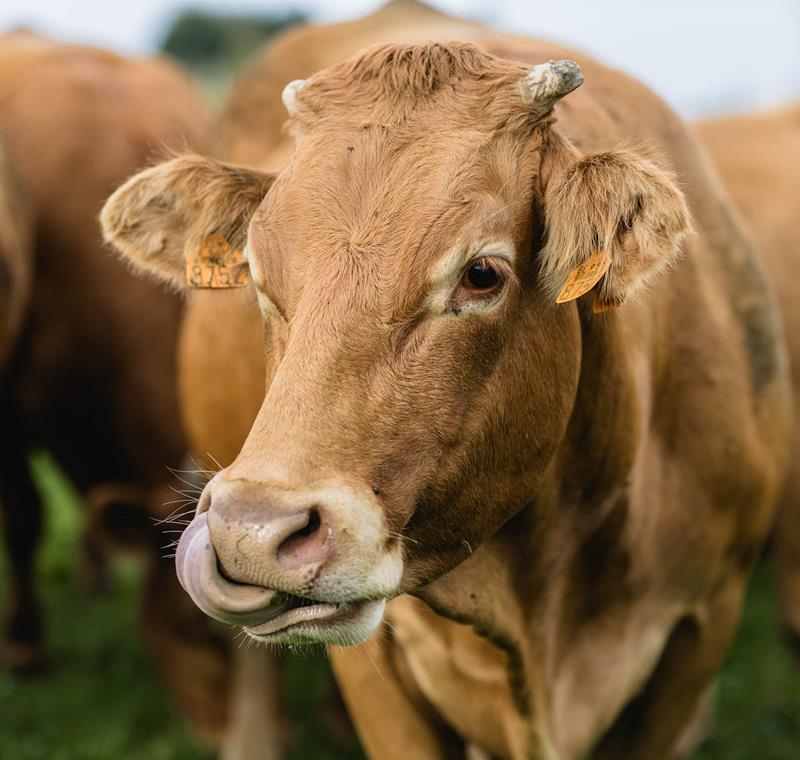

left=160, top=9, right=305, bottom=71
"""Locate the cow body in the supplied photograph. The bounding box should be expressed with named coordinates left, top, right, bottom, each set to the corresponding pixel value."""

left=103, top=3, right=793, bottom=759
left=0, top=31, right=203, bottom=676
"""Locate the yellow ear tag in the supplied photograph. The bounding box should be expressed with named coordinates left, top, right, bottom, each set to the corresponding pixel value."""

left=555, top=250, right=611, bottom=304
left=185, top=235, right=249, bottom=289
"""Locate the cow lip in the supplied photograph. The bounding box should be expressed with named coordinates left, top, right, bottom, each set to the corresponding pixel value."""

left=239, top=591, right=325, bottom=626
left=244, top=597, right=366, bottom=637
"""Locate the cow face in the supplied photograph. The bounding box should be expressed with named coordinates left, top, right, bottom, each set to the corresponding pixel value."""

left=102, top=44, right=689, bottom=645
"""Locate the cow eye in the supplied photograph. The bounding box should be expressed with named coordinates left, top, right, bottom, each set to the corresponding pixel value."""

left=461, top=257, right=508, bottom=294
left=451, top=255, right=511, bottom=311
left=465, top=261, right=500, bottom=289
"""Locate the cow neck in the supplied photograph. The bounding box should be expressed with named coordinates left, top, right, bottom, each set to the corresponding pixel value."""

left=417, top=300, right=640, bottom=731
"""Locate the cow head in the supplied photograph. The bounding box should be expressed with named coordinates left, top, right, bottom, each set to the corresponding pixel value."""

left=101, top=43, right=689, bottom=645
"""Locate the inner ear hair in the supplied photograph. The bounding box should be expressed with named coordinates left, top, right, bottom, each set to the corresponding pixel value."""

left=100, top=154, right=274, bottom=288
left=539, top=136, right=692, bottom=305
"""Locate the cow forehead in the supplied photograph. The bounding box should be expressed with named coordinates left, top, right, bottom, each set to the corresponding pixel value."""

left=286, top=42, right=533, bottom=139
left=252, top=126, right=535, bottom=277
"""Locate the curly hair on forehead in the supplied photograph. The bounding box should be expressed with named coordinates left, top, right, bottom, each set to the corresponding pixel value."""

left=335, top=42, right=518, bottom=94
left=290, top=42, right=538, bottom=133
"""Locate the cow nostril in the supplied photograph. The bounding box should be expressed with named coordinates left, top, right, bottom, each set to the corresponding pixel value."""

left=295, top=507, right=321, bottom=538
left=276, top=507, right=328, bottom=569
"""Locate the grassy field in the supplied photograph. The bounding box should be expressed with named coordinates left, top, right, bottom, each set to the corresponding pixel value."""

left=0, top=453, right=799, bottom=759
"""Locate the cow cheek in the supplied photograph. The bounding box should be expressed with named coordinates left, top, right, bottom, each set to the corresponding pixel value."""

left=399, top=306, right=580, bottom=585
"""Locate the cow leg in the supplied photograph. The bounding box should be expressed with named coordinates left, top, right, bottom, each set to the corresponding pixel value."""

left=593, top=577, right=744, bottom=760
left=331, top=625, right=464, bottom=760
left=0, top=423, right=45, bottom=674
left=221, top=644, right=284, bottom=760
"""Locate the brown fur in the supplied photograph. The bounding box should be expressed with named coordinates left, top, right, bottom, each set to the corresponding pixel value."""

left=103, top=3, right=793, bottom=759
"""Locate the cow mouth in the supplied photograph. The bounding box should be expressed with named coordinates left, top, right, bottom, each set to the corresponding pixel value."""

left=242, top=594, right=371, bottom=639
left=175, top=512, right=381, bottom=642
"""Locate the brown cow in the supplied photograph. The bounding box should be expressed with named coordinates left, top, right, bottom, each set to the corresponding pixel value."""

left=0, top=31, right=204, bottom=677
left=103, top=9, right=792, bottom=760
left=696, top=105, right=800, bottom=654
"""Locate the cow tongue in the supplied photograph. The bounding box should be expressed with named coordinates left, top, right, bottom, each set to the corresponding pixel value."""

left=176, top=512, right=292, bottom=628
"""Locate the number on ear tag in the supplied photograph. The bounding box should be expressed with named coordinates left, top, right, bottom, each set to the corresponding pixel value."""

left=185, top=235, right=249, bottom=289
left=555, top=250, right=611, bottom=304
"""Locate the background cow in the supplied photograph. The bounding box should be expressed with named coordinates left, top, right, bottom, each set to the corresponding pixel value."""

left=0, top=31, right=204, bottom=681
left=695, top=104, right=800, bottom=656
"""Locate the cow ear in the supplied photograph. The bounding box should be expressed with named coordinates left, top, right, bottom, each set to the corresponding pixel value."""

left=540, top=145, right=691, bottom=310
left=100, top=155, right=274, bottom=289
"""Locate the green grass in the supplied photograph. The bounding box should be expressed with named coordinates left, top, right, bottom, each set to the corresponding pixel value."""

left=1, top=453, right=799, bottom=758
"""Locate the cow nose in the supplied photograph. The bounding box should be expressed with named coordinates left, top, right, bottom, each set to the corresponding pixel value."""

left=205, top=479, right=332, bottom=590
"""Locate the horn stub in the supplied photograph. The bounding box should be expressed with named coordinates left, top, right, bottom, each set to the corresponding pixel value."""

left=282, top=79, right=307, bottom=116
left=520, top=59, right=584, bottom=117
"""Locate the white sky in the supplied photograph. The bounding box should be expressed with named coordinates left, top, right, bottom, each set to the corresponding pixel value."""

left=1, top=0, right=798, bottom=118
